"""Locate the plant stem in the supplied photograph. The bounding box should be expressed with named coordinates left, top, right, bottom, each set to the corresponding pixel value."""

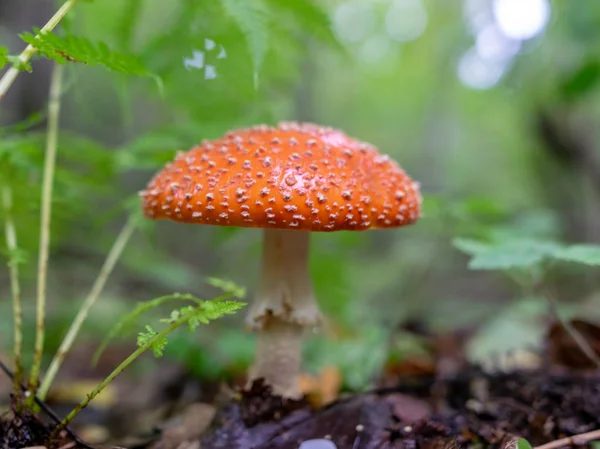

left=54, top=311, right=194, bottom=434
left=37, top=217, right=137, bottom=400
left=545, top=295, right=600, bottom=368
left=0, top=0, right=79, bottom=103
left=27, top=62, right=65, bottom=406
left=1, top=184, right=24, bottom=406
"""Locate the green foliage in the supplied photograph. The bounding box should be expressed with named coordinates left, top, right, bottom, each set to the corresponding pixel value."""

left=266, top=0, right=338, bottom=47
left=3, top=248, right=28, bottom=268
left=138, top=296, right=246, bottom=359
left=207, top=276, right=247, bottom=299
left=93, top=279, right=246, bottom=364
left=561, top=59, right=600, bottom=101
left=0, top=131, right=118, bottom=258
left=453, top=237, right=562, bottom=270
left=137, top=325, right=167, bottom=357
left=454, top=236, right=600, bottom=271
left=220, top=0, right=270, bottom=78
left=517, top=439, right=533, bottom=449
left=555, top=245, right=600, bottom=266
left=19, top=29, right=160, bottom=87
left=0, top=47, right=33, bottom=72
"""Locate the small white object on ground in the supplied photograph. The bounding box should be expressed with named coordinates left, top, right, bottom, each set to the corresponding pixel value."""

left=298, top=439, right=337, bottom=449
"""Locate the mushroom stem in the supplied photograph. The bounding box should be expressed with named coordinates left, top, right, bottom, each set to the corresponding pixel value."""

left=246, top=229, right=321, bottom=398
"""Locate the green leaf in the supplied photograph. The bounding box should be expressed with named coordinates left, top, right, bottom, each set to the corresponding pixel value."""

left=206, top=277, right=247, bottom=299
left=517, top=439, right=534, bottom=449
left=19, top=29, right=162, bottom=89
left=452, top=237, right=492, bottom=255
left=454, top=237, right=562, bottom=271
left=266, top=0, right=340, bottom=48
left=0, top=47, right=32, bottom=72
left=0, top=111, right=46, bottom=135
left=220, top=0, right=271, bottom=78
left=137, top=325, right=168, bottom=357
left=555, top=244, right=600, bottom=266
left=469, top=239, right=562, bottom=270
left=561, top=59, right=600, bottom=101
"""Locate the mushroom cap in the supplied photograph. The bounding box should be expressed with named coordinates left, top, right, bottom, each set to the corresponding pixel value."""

left=140, top=122, right=422, bottom=232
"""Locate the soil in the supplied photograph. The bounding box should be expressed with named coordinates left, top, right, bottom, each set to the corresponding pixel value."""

left=196, top=368, right=600, bottom=449
left=2, top=320, right=600, bottom=449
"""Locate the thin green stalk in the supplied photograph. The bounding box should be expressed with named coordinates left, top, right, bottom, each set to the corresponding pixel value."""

left=54, top=310, right=196, bottom=434
left=27, top=62, right=65, bottom=406
left=1, top=184, right=24, bottom=405
left=0, top=0, right=79, bottom=102
left=38, top=217, right=137, bottom=400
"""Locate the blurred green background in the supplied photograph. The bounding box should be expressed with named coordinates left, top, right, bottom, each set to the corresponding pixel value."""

left=1, top=0, right=600, bottom=391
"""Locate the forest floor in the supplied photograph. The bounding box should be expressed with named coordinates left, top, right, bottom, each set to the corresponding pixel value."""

left=2, top=319, right=600, bottom=449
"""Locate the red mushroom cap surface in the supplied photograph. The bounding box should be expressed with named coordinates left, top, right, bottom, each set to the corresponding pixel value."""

left=140, top=122, right=422, bottom=232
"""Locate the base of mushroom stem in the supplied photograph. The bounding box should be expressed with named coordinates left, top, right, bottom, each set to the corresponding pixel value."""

left=246, top=317, right=305, bottom=399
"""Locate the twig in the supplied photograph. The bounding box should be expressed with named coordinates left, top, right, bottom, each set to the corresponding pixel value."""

left=0, top=0, right=79, bottom=102
left=1, top=184, right=24, bottom=405
left=534, top=429, right=600, bottom=449
left=38, top=217, right=137, bottom=400
left=28, top=62, right=65, bottom=405
left=0, top=358, right=95, bottom=449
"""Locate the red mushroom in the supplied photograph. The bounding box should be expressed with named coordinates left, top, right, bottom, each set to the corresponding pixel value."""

left=140, top=122, right=422, bottom=398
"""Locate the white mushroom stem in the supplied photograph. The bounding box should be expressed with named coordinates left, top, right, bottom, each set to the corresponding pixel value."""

left=246, top=229, right=321, bottom=398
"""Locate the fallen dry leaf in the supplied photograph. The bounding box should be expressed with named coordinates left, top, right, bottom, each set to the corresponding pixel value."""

left=299, top=365, right=342, bottom=408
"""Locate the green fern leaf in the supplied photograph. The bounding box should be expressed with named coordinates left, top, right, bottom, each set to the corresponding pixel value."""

left=93, top=279, right=245, bottom=364
left=220, top=0, right=271, bottom=78
left=92, top=292, right=201, bottom=365
left=137, top=325, right=168, bottom=357
left=19, top=29, right=161, bottom=89
left=206, top=277, right=247, bottom=299
left=140, top=299, right=245, bottom=359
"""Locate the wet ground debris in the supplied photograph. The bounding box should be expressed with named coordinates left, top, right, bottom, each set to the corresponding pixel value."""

left=198, top=367, right=600, bottom=449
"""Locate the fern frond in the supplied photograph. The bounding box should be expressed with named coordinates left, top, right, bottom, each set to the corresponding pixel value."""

left=19, top=29, right=161, bottom=89
left=92, top=292, right=201, bottom=365
left=137, top=325, right=168, bottom=357
left=207, top=277, right=247, bottom=299
left=220, top=0, right=271, bottom=77
left=93, top=279, right=246, bottom=364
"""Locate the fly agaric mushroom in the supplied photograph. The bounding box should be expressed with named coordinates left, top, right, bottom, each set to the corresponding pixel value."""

left=140, top=122, right=422, bottom=398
